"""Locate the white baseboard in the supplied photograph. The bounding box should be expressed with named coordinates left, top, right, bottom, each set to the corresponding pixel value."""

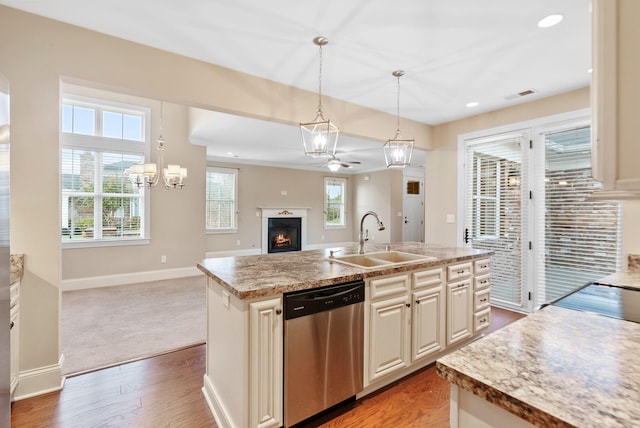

left=205, top=248, right=262, bottom=258
left=304, top=241, right=356, bottom=250
left=13, top=354, right=65, bottom=401
left=61, top=266, right=203, bottom=291
left=202, top=375, right=233, bottom=428
left=205, top=242, right=356, bottom=258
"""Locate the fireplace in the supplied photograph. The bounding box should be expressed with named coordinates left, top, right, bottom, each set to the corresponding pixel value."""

left=267, top=217, right=301, bottom=253
left=260, top=208, right=308, bottom=254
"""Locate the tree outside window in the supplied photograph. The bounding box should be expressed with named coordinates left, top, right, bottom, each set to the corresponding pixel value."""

left=324, top=177, right=346, bottom=228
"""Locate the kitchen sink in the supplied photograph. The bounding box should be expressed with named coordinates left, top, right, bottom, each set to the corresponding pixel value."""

left=329, top=251, right=436, bottom=269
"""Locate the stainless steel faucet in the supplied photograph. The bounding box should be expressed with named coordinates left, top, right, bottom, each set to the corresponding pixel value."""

left=358, top=211, right=385, bottom=254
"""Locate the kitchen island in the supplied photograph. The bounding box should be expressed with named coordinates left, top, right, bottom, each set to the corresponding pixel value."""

left=437, top=289, right=640, bottom=427
left=198, top=242, right=492, bottom=428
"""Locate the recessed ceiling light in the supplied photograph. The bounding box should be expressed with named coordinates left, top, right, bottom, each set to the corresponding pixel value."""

left=587, top=68, right=593, bottom=73
left=466, top=101, right=479, bottom=108
left=538, top=14, right=563, bottom=28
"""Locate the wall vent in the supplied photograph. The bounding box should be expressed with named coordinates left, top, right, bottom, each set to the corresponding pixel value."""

left=504, top=89, right=538, bottom=100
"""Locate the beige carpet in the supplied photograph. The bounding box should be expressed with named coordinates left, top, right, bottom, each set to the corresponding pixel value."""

left=61, top=275, right=206, bottom=375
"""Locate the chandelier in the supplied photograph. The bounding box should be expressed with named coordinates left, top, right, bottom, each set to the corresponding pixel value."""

left=383, top=70, right=414, bottom=169
left=129, top=102, right=187, bottom=189
left=300, top=36, right=339, bottom=158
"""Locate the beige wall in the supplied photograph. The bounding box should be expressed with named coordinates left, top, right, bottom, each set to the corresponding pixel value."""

left=205, top=163, right=355, bottom=253
left=426, top=87, right=591, bottom=246
left=353, top=169, right=404, bottom=244
left=426, top=85, right=640, bottom=268
left=61, top=87, right=207, bottom=280
left=0, top=5, right=427, bottom=393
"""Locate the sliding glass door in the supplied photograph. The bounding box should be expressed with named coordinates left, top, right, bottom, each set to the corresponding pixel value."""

left=463, top=131, right=530, bottom=311
left=460, top=113, right=621, bottom=313
left=533, top=126, right=621, bottom=306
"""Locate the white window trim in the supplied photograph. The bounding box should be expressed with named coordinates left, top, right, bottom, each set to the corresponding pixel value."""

left=324, top=176, right=347, bottom=230
left=61, top=95, right=151, bottom=248
left=206, top=166, right=239, bottom=234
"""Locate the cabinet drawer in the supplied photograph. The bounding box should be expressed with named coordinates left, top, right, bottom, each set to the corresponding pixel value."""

left=474, top=289, right=491, bottom=312
left=474, top=258, right=491, bottom=275
left=447, top=262, right=472, bottom=281
left=369, top=274, right=410, bottom=301
left=474, top=309, right=491, bottom=332
left=474, top=274, right=491, bottom=291
left=412, top=268, right=444, bottom=290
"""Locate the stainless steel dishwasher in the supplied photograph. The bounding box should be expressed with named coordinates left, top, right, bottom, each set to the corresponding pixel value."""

left=283, top=280, right=365, bottom=427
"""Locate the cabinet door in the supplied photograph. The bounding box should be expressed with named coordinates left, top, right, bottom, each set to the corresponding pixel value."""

left=412, top=286, right=445, bottom=362
left=249, top=297, right=283, bottom=428
left=447, top=279, right=473, bottom=346
left=368, top=295, right=410, bottom=383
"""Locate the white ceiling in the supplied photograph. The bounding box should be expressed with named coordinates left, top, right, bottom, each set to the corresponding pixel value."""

left=0, top=0, right=591, bottom=173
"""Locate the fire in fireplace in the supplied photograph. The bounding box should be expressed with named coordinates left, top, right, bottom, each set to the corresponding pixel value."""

left=268, top=217, right=302, bottom=253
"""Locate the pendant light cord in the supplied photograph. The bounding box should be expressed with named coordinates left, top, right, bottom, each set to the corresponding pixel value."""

left=396, top=73, right=401, bottom=133
left=317, top=44, right=323, bottom=115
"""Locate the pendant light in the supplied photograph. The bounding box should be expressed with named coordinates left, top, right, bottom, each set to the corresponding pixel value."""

left=300, top=36, right=339, bottom=158
left=383, top=70, right=414, bottom=169
left=129, top=102, right=187, bottom=189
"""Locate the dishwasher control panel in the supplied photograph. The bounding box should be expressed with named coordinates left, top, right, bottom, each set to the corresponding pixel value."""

left=283, top=280, right=365, bottom=320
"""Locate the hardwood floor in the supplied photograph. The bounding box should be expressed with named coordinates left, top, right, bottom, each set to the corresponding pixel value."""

left=11, top=307, right=525, bottom=428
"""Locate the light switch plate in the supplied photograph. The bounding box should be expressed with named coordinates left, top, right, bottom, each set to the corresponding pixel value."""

left=446, top=214, right=455, bottom=223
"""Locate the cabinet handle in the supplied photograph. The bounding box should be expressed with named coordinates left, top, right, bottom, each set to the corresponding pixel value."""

left=415, top=300, right=420, bottom=304
left=406, top=303, right=411, bottom=308
left=10, top=321, right=14, bottom=330
left=276, top=309, right=282, bottom=315
left=480, top=280, right=488, bottom=284
left=456, top=270, right=465, bottom=274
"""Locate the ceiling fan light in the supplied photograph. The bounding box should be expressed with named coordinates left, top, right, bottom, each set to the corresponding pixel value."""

left=327, top=159, right=341, bottom=172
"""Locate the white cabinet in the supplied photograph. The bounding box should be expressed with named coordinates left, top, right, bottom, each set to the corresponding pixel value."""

left=203, top=278, right=283, bottom=428
left=9, top=280, right=19, bottom=400
left=472, top=259, right=492, bottom=334
left=249, top=298, right=283, bottom=428
left=411, top=268, right=445, bottom=362
left=366, top=267, right=447, bottom=386
left=591, top=0, right=640, bottom=197
left=366, top=274, right=411, bottom=384
left=446, top=262, right=473, bottom=345
left=447, top=279, right=472, bottom=345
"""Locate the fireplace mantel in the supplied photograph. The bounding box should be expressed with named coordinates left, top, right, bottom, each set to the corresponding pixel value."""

left=260, top=208, right=309, bottom=254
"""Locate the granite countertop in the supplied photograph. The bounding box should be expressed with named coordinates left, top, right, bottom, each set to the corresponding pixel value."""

left=197, top=242, right=492, bottom=299
left=437, top=305, right=640, bottom=428
left=10, top=253, right=24, bottom=285
left=594, top=271, right=640, bottom=290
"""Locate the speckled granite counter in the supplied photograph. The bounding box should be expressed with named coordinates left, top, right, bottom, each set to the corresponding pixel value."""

left=437, top=305, right=640, bottom=427
left=595, top=271, right=640, bottom=290
left=197, top=243, right=492, bottom=299
left=10, top=253, right=24, bottom=285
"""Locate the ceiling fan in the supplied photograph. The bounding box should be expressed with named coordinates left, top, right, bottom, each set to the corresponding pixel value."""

left=326, top=154, right=361, bottom=171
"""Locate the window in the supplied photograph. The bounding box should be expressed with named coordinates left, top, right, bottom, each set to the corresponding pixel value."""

left=324, top=177, right=346, bottom=228
left=206, top=167, right=238, bottom=232
left=61, top=96, right=150, bottom=246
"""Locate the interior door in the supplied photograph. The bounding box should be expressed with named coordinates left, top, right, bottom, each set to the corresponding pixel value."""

left=402, top=174, right=424, bottom=242
left=462, top=131, right=529, bottom=312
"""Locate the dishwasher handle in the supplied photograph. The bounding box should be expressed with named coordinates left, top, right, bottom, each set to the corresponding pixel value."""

left=284, top=281, right=364, bottom=320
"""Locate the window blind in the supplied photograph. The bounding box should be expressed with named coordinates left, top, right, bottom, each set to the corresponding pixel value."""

left=535, top=127, right=621, bottom=305
left=465, top=133, right=528, bottom=308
